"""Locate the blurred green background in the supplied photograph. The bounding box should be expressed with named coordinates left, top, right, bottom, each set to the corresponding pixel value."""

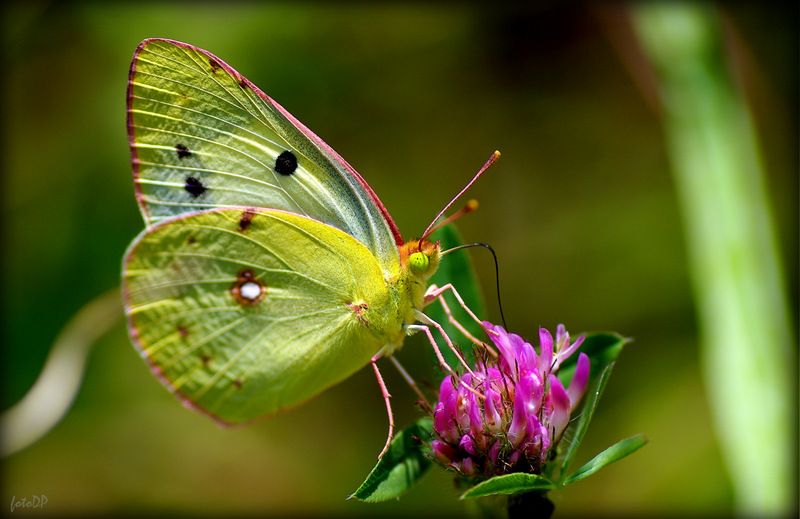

left=2, top=2, right=796, bottom=517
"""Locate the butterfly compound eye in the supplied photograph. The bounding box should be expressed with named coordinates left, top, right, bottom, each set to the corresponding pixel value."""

left=408, top=251, right=430, bottom=274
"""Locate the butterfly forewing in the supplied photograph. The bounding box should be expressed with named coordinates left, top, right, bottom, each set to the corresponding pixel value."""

left=127, top=39, right=400, bottom=275
left=124, top=208, right=397, bottom=423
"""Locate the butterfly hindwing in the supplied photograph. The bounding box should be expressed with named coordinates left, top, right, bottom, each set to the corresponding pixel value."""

left=127, top=38, right=401, bottom=275
left=123, top=208, right=399, bottom=423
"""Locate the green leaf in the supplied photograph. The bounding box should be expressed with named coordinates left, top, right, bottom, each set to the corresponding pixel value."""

left=556, top=332, right=629, bottom=389
left=562, top=435, right=649, bottom=486
left=425, top=224, right=487, bottom=370
left=552, top=362, right=616, bottom=483
left=460, top=473, right=556, bottom=499
left=547, top=333, right=630, bottom=479
left=349, top=417, right=433, bottom=502
left=549, top=333, right=629, bottom=482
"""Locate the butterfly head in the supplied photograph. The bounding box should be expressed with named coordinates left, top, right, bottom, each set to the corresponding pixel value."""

left=400, top=238, right=440, bottom=282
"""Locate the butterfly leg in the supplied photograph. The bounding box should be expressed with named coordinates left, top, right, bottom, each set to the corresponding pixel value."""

left=407, top=316, right=484, bottom=401
left=424, top=284, right=484, bottom=349
left=370, top=355, right=394, bottom=460
left=372, top=311, right=473, bottom=460
left=409, top=313, right=474, bottom=376
left=424, top=283, right=497, bottom=356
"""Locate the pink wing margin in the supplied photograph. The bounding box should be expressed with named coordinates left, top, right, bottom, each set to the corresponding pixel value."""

left=126, top=38, right=404, bottom=247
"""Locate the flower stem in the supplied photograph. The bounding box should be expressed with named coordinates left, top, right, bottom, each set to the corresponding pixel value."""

left=508, top=492, right=554, bottom=519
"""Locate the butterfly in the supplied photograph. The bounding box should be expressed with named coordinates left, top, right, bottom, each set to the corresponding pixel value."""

left=122, top=39, right=495, bottom=453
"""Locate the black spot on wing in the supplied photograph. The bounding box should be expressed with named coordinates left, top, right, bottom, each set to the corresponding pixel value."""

left=184, top=176, right=207, bottom=198
left=275, top=150, right=298, bottom=176
left=175, top=143, right=191, bottom=159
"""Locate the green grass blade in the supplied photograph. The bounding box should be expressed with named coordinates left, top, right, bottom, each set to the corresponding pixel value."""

left=634, top=4, right=795, bottom=515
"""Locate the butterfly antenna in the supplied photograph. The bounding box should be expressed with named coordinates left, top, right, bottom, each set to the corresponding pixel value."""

left=442, top=242, right=508, bottom=330
left=421, top=151, right=500, bottom=242
left=423, top=199, right=480, bottom=240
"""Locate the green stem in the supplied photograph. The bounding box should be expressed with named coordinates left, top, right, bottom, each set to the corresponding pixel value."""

left=633, top=4, right=794, bottom=516
left=1, top=288, right=122, bottom=457
left=508, top=492, right=554, bottom=519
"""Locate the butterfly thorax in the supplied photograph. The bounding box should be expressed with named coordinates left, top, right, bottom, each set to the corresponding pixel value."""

left=373, top=239, right=440, bottom=352
left=342, top=238, right=441, bottom=362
